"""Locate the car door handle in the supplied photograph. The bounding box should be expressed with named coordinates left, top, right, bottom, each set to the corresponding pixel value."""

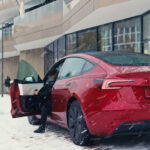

left=66, top=83, right=71, bottom=87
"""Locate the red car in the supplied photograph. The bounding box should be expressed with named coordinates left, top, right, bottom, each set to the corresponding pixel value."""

left=10, top=51, right=150, bottom=146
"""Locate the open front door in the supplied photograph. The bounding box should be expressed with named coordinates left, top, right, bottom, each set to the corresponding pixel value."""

left=10, top=60, right=43, bottom=118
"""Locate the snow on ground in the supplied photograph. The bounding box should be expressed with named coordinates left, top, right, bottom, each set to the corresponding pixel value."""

left=0, top=95, right=87, bottom=150
left=0, top=95, right=150, bottom=150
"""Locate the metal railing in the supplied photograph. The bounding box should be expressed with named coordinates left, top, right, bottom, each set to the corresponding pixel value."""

left=14, top=0, right=62, bottom=28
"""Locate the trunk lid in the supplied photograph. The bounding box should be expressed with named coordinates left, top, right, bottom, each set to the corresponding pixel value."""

left=110, top=66, right=150, bottom=104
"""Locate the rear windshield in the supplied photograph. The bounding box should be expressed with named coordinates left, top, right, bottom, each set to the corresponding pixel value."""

left=100, top=54, right=150, bottom=66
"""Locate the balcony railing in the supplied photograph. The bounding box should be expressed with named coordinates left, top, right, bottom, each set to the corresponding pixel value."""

left=14, top=0, right=63, bottom=29
left=63, top=0, right=81, bottom=16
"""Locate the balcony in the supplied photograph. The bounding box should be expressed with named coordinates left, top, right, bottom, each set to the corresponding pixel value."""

left=14, top=0, right=62, bottom=28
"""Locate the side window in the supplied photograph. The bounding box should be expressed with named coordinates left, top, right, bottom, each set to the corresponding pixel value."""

left=58, top=58, right=86, bottom=79
left=44, top=61, right=64, bottom=84
left=82, top=61, right=95, bottom=74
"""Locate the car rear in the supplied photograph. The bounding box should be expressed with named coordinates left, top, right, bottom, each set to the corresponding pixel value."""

left=82, top=52, right=150, bottom=137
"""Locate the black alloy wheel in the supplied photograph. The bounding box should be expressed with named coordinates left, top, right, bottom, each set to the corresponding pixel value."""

left=68, top=101, right=91, bottom=146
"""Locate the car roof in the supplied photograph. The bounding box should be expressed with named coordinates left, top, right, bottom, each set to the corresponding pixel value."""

left=83, top=51, right=144, bottom=59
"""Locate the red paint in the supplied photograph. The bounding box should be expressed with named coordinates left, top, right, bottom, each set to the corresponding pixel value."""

left=10, top=53, right=150, bottom=136
left=10, top=81, right=39, bottom=118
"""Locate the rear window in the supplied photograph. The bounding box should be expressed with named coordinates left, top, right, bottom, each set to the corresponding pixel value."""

left=82, top=61, right=95, bottom=73
left=100, top=54, right=150, bottom=66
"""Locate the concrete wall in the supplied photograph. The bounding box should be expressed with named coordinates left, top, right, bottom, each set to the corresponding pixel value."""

left=19, top=48, right=44, bottom=79
left=0, top=56, right=19, bottom=93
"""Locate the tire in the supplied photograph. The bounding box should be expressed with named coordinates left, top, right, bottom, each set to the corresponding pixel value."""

left=28, top=116, right=41, bottom=125
left=68, top=101, right=91, bottom=146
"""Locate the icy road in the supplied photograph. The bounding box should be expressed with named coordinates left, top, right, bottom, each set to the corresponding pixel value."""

left=1, top=95, right=150, bottom=150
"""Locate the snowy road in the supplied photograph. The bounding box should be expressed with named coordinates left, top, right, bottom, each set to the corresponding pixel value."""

left=1, top=95, right=150, bottom=150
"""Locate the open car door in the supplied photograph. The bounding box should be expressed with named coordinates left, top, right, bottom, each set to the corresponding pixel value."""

left=10, top=60, right=43, bottom=118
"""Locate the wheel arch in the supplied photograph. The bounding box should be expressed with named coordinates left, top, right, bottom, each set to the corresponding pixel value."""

left=66, top=96, right=89, bottom=129
left=66, top=96, right=77, bottom=127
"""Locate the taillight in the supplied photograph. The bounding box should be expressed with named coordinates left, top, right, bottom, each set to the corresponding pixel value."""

left=94, top=79, right=134, bottom=90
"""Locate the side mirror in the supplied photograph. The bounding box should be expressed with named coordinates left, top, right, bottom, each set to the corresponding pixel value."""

left=24, top=76, right=35, bottom=82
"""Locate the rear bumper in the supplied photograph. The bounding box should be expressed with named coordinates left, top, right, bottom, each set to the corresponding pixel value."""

left=112, top=120, right=150, bottom=136
left=86, top=108, right=150, bottom=136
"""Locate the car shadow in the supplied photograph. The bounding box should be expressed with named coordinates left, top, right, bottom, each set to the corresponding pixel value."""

left=89, top=134, right=150, bottom=150
left=45, top=122, right=71, bottom=140
left=45, top=123, right=150, bottom=149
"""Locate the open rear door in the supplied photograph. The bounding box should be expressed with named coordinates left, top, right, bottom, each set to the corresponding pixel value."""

left=10, top=60, right=43, bottom=118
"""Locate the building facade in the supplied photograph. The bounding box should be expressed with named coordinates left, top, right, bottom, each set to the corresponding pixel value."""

left=0, top=0, right=150, bottom=93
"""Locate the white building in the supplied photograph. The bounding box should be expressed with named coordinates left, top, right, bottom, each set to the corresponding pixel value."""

left=0, top=0, right=150, bottom=92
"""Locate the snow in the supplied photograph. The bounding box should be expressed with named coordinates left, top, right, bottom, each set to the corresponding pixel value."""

left=0, top=95, right=86, bottom=150
left=0, top=95, right=150, bottom=150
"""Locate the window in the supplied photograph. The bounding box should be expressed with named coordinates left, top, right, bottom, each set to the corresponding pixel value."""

left=82, top=61, right=95, bottom=74
left=44, top=43, right=54, bottom=75
left=58, top=36, right=65, bottom=60
left=78, top=29, right=97, bottom=51
left=54, top=40, right=58, bottom=62
left=17, top=60, right=40, bottom=82
left=114, top=17, right=141, bottom=53
left=44, top=61, right=64, bottom=84
left=143, top=12, right=150, bottom=54
left=66, top=33, right=77, bottom=54
left=58, top=57, right=86, bottom=79
left=144, top=42, right=150, bottom=54
left=98, top=24, right=112, bottom=51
